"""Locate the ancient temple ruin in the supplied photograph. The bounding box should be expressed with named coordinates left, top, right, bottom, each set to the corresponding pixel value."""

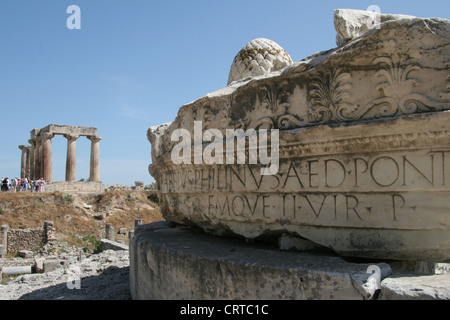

left=18, top=124, right=103, bottom=191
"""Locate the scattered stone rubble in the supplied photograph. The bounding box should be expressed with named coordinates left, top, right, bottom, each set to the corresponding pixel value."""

left=1, top=234, right=450, bottom=300
left=0, top=241, right=130, bottom=300
left=107, top=182, right=155, bottom=191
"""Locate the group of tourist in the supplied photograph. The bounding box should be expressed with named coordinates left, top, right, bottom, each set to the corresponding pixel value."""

left=1, top=177, right=46, bottom=192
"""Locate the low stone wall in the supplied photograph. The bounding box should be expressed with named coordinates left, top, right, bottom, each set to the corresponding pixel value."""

left=45, top=181, right=106, bottom=193
left=7, top=228, right=46, bottom=253
left=1, top=221, right=56, bottom=254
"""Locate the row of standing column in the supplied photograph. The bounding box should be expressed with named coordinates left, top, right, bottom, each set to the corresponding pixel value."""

left=20, top=134, right=102, bottom=183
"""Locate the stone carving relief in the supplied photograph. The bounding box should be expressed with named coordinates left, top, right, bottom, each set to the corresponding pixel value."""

left=355, top=55, right=450, bottom=120
left=306, top=55, right=450, bottom=124
left=308, top=68, right=352, bottom=124
left=248, top=80, right=305, bottom=130
left=179, top=56, right=449, bottom=142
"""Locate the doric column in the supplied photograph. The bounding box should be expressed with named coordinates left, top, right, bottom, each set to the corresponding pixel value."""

left=64, top=134, right=79, bottom=182
left=34, top=138, right=41, bottom=180
left=18, top=145, right=28, bottom=179
left=42, top=133, right=54, bottom=183
left=28, top=139, right=36, bottom=180
left=88, top=135, right=102, bottom=182
left=38, top=137, right=43, bottom=180
left=25, top=146, right=31, bottom=178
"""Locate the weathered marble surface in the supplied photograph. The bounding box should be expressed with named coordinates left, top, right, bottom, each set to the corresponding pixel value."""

left=227, top=38, right=293, bottom=85
left=334, top=8, right=417, bottom=46
left=130, top=224, right=392, bottom=300
left=381, top=274, right=450, bottom=300
left=148, top=10, right=450, bottom=262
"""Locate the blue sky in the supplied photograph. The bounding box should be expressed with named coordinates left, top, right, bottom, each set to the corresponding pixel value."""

left=0, top=0, right=449, bottom=186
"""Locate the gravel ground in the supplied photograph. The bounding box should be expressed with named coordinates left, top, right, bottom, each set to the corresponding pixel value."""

left=0, top=244, right=131, bottom=300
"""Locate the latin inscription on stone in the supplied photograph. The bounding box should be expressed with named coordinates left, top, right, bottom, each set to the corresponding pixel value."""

left=157, top=148, right=450, bottom=231
left=160, top=150, right=450, bottom=193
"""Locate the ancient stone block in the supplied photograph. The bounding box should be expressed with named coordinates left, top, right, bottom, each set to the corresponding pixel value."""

left=44, top=221, right=56, bottom=243
left=130, top=225, right=392, bottom=300
left=381, top=274, right=450, bottom=300
left=147, top=10, right=450, bottom=262
left=39, top=124, right=97, bottom=137
left=105, top=224, right=115, bottom=241
left=334, top=9, right=416, bottom=46
left=34, top=257, right=45, bottom=273
left=98, top=239, right=128, bottom=252
left=43, top=259, right=62, bottom=273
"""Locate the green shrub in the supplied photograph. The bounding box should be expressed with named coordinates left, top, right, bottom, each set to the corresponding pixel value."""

left=63, top=194, right=74, bottom=204
left=147, top=192, right=159, bottom=204
left=125, top=195, right=137, bottom=201
left=82, top=234, right=101, bottom=252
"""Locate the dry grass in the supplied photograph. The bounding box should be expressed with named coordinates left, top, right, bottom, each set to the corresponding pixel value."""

left=0, top=190, right=164, bottom=240
left=88, top=190, right=164, bottom=232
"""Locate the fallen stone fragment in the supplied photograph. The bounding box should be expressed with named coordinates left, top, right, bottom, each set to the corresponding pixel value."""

left=381, top=274, right=450, bottom=300
left=1, top=266, right=32, bottom=275
left=334, top=8, right=416, bottom=46
left=98, top=239, right=128, bottom=252
left=43, top=259, right=62, bottom=273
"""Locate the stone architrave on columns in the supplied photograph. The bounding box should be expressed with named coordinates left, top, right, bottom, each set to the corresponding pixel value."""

left=42, top=133, right=54, bottom=183
left=88, top=135, right=102, bottom=182
left=64, top=134, right=79, bottom=182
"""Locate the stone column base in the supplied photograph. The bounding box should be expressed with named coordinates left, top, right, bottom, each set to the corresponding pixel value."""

left=129, top=222, right=395, bottom=300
